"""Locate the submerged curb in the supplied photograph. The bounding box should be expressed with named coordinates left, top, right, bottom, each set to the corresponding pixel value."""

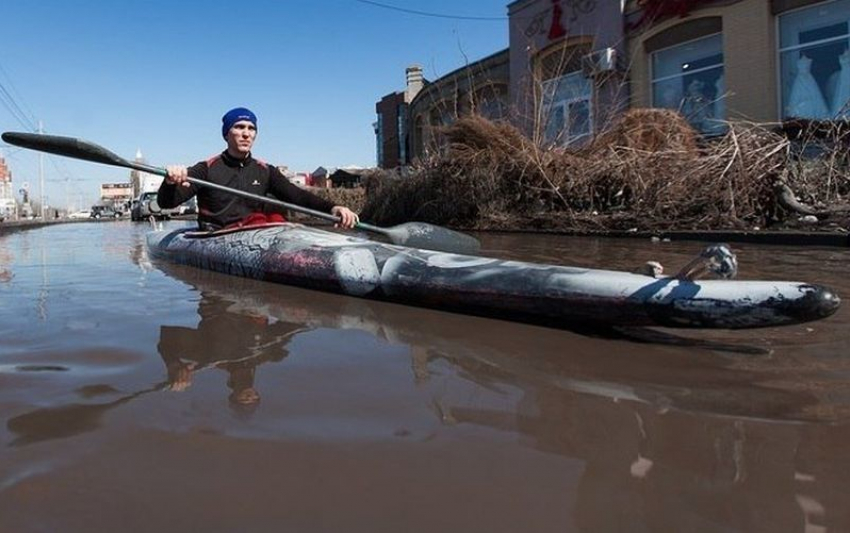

left=482, top=229, right=850, bottom=248
left=3, top=219, right=849, bottom=247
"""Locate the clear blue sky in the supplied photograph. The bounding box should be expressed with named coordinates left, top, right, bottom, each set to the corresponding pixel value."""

left=0, top=0, right=509, bottom=209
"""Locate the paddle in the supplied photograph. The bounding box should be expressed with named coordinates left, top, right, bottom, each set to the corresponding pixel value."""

left=1, top=131, right=481, bottom=254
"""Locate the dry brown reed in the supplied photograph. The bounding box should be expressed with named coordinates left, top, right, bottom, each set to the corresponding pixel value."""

left=359, top=111, right=850, bottom=232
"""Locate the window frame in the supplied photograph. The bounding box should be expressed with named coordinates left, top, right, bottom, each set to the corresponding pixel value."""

left=649, top=31, right=726, bottom=134
left=776, top=0, right=850, bottom=120
left=541, top=70, right=594, bottom=146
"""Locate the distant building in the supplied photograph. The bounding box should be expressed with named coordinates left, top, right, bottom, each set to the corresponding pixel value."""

left=0, top=155, right=16, bottom=220
left=311, top=166, right=331, bottom=189
left=100, top=182, right=133, bottom=209
left=130, top=149, right=163, bottom=197
left=329, top=167, right=369, bottom=188
left=291, top=172, right=311, bottom=187
left=374, top=65, right=426, bottom=168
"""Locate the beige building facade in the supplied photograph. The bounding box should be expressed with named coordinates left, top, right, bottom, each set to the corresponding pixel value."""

left=626, top=0, right=849, bottom=132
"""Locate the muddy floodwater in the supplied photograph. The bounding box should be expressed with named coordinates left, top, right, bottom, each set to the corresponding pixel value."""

left=1, top=221, right=849, bottom=532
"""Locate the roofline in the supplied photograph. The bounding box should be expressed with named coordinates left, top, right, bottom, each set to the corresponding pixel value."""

left=419, top=48, right=509, bottom=87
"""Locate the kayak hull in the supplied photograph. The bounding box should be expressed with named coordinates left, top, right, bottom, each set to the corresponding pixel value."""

left=146, top=224, right=840, bottom=329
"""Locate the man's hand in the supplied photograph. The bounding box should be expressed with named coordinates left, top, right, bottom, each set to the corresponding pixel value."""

left=165, top=165, right=191, bottom=187
left=331, top=206, right=359, bottom=229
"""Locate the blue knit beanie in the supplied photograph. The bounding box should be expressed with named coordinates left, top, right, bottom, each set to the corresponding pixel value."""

left=221, top=107, right=257, bottom=138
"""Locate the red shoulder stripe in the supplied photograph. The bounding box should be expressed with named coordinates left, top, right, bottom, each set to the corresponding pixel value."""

left=206, top=154, right=222, bottom=167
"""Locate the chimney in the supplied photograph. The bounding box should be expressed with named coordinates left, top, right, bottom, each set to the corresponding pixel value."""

left=405, top=65, right=424, bottom=102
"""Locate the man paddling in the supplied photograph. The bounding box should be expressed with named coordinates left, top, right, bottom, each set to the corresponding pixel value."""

left=158, top=107, right=359, bottom=231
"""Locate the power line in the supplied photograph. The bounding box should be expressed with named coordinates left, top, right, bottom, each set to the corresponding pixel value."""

left=0, top=82, right=37, bottom=132
left=351, top=0, right=506, bottom=20
left=0, top=61, right=38, bottom=130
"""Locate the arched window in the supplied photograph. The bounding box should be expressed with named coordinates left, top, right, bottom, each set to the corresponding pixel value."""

left=648, top=18, right=726, bottom=134
left=535, top=40, right=594, bottom=146
left=472, top=83, right=509, bottom=121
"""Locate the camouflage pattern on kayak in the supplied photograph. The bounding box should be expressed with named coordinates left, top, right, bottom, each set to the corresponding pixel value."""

left=146, top=223, right=840, bottom=329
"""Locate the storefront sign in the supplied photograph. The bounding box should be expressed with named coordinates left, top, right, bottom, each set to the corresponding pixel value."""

left=628, top=0, right=707, bottom=30
left=525, top=0, right=597, bottom=39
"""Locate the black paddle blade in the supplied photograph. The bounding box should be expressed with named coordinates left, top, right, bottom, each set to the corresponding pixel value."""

left=2, top=132, right=130, bottom=168
left=386, top=222, right=481, bottom=255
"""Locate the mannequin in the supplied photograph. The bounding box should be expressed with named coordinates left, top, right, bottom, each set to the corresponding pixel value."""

left=831, top=49, right=850, bottom=118
left=786, top=54, right=829, bottom=119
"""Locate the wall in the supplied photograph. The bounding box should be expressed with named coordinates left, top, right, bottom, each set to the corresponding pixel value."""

left=375, top=91, right=407, bottom=169
left=627, top=0, right=778, bottom=122
left=407, top=49, right=510, bottom=161
left=508, top=0, right=628, bottom=137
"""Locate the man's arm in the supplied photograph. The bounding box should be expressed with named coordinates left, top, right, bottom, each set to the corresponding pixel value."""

left=158, top=162, right=205, bottom=208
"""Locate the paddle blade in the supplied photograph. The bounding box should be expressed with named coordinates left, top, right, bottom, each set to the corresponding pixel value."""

left=2, top=132, right=131, bottom=168
left=384, top=222, right=480, bottom=255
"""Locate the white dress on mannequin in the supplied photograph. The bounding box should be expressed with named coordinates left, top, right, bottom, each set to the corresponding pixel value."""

left=787, top=54, right=829, bottom=119
left=831, top=50, right=850, bottom=118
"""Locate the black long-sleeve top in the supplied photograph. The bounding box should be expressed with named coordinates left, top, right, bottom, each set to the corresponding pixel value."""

left=157, top=150, right=335, bottom=229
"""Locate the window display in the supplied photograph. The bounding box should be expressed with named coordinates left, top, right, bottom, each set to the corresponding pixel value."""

left=779, top=0, right=850, bottom=120
left=786, top=54, right=830, bottom=118
left=651, top=33, right=725, bottom=134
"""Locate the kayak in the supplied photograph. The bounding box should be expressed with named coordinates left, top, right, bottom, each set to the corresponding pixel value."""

left=145, top=223, right=840, bottom=329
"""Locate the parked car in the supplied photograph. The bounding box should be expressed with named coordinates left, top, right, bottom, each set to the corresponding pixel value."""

left=90, top=205, right=122, bottom=219
left=68, top=210, right=91, bottom=219
left=130, top=191, right=180, bottom=221
left=177, top=196, right=198, bottom=216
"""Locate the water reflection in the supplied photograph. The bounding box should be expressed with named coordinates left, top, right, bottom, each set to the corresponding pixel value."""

left=157, top=291, right=309, bottom=411
left=7, top=383, right=164, bottom=447
left=154, top=264, right=835, bottom=423
left=146, top=265, right=849, bottom=529
left=0, top=236, right=12, bottom=283
left=5, top=232, right=849, bottom=531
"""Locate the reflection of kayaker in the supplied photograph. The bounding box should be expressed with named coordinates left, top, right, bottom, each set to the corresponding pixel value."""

left=157, top=290, right=308, bottom=411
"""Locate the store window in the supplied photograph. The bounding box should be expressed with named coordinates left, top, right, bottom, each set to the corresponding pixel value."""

left=779, top=0, right=850, bottom=120
left=542, top=71, right=592, bottom=145
left=651, top=33, right=725, bottom=134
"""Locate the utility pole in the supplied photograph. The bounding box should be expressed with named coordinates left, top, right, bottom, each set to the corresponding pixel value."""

left=38, top=120, right=45, bottom=219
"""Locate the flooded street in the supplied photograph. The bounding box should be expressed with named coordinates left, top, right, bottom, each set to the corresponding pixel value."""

left=1, top=221, right=849, bottom=532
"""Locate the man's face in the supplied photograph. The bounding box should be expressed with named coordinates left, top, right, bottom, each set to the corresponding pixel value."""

left=226, top=120, right=257, bottom=156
